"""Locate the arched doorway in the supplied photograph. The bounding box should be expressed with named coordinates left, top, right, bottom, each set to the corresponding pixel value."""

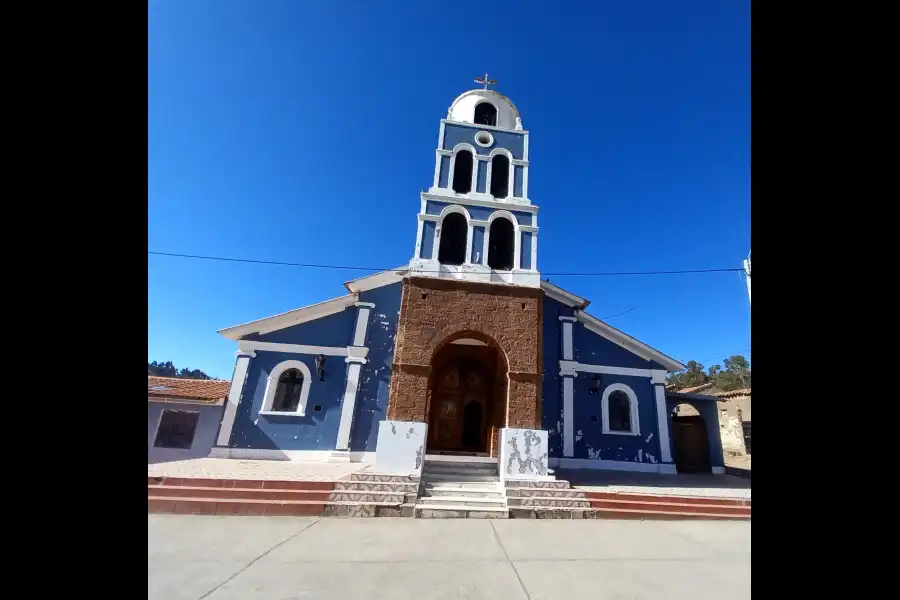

left=426, top=334, right=507, bottom=455
left=671, top=402, right=712, bottom=473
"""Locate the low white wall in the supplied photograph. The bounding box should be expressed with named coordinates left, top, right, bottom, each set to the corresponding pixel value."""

left=499, top=428, right=549, bottom=481
left=374, top=420, right=428, bottom=476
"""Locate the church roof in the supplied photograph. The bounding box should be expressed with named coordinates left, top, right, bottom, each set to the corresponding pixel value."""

left=217, top=294, right=359, bottom=340
left=148, top=376, right=230, bottom=404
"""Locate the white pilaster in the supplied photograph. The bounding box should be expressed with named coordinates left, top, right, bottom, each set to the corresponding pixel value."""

left=560, top=362, right=577, bottom=458
left=559, top=316, right=576, bottom=360
left=651, top=369, right=673, bottom=464
left=335, top=302, right=374, bottom=451
left=216, top=350, right=256, bottom=447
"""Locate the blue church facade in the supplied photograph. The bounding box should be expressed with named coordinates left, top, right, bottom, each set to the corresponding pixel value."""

left=211, top=81, right=724, bottom=475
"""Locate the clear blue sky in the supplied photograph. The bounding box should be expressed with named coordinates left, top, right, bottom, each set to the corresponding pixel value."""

left=148, top=0, right=750, bottom=380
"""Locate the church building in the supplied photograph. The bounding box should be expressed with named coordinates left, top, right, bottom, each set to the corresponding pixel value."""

left=212, top=78, right=723, bottom=476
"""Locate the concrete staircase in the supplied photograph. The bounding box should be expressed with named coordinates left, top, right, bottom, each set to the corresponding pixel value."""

left=147, top=471, right=420, bottom=517
left=416, top=457, right=508, bottom=518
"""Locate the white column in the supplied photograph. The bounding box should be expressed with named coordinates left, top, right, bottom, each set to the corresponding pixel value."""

left=560, top=363, right=577, bottom=458
left=559, top=316, right=576, bottom=360
left=559, top=316, right=578, bottom=457
left=216, top=350, right=256, bottom=447
left=651, top=369, right=673, bottom=464
left=335, top=302, right=374, bottom=452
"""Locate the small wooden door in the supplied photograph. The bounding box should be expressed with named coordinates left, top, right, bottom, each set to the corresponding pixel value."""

left=672, top=416, right=712, bottom=473
left=430, top=364, right=488, bottom=452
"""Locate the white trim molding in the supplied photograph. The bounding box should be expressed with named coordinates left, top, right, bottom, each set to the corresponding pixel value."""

left=237, top=340, right=366, bottom=359
left=209, top=447, right=376, bottom=463
left=558, top=360, right=651, bottom=378
left=259, top=360, right=313, bottom=417
left=601, top=383, right=640, bottom=436
left=344, top=268, right=406, bottom=294
left=541, top=281, right=589, bottom=309
left=421, top=191, right=538, bottom=213
left=215, top=351, right=255, bottom=447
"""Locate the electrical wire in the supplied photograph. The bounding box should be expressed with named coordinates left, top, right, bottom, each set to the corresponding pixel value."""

left=148, top=251, right=744, bottom=277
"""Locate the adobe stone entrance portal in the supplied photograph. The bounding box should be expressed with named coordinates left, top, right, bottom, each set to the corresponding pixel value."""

left=387, top=277, right=543, bottom=458
left=427, top=339, right=507, bottom=455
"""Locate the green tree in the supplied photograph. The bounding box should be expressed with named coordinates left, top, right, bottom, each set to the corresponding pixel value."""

left=148, top=361, right=211, bottom=380
left=666, top=360, right=709, bottom=388
left=715, top=355, right=751, bottom=391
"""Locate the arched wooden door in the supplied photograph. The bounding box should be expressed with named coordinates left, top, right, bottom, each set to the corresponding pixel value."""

left=672, top=415, right=712, bottom=473
left=429, top=361, right=490, bottom=453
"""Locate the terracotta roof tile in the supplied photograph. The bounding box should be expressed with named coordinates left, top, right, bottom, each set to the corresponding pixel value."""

left=148, top=376, right=230, bottom=403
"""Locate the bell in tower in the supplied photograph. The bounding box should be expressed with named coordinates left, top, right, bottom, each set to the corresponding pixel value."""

left=409, top=75, right=540, bottom=288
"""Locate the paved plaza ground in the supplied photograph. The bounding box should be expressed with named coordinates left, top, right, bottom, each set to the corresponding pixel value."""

left=148, top=514, right=750, bottom=600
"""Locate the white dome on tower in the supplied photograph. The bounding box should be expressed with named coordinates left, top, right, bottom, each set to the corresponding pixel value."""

left=447, top=88, right=522, bottom=131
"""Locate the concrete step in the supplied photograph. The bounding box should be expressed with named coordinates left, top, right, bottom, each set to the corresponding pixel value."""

left=507, top=496, right=592, bottom=508
left=418, top=495, right=507, bottom=508
left=147, top=485, right=333, bottom=502
left=506, top=487, right=586, bottom=498
left=334, top=481, right=419, bottom=493
left=424, top=486, right=505, bottom=499
left=423, top=467, right=499, bottom=478
left=415, top=504, right=509, bottom=519
left=591, top=506, right=751, bottom=521
left=425, top=473, right=500, bottom=483
left=583, top=491, right=751, bottom=507
left=505, top=479, right=570, bottom=489
left=148, top=477, right=335, bottom=491
left=148, top=496, right=327, bottom=517
left=426, top=480, right=502, bottom=491
left=590, top=498, right=751, bottom=517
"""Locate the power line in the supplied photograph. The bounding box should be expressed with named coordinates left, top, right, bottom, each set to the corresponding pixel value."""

left=148, top=251, right=743, bottom=277
left=600, top=307, right=637, bottom=320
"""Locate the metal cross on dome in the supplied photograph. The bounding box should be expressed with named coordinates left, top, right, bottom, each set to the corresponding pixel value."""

left=474, top=73, right=497, bottom=90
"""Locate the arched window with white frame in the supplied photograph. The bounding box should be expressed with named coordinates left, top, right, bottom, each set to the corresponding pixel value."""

left=451, top=150, right=474, bottom=193
left=474, top=102, right=498, bottom=126
left=601, top=383, right=640, bottom=435
left=260, top=360, right=312, bottom=416
left=489, top=154, right=510, bottom=199
left=437, top=207, right=469, bottom=266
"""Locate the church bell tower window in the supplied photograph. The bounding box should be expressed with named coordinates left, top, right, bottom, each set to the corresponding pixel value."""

left=438, top=212, right=467, bottom=265
left=474, top=102, right=498, bottom=126
left=452, top=150, right=474, bottom=194
left=490, top=155, right=509, bottom=199
left=487, top=217, right=514, bottom=271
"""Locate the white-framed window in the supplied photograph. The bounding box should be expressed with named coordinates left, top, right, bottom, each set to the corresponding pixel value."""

left=153, top=409, right=200, bottom=449
left=601, top=383, right=640, bottom=436
left=260, top=360, right=312, bottom=416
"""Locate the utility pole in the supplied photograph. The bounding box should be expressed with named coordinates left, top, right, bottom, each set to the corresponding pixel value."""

left=743, top=251, right=751, bottom=305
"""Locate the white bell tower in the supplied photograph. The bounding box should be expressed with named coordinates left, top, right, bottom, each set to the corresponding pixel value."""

left=408, top=75, right=540, bottom=288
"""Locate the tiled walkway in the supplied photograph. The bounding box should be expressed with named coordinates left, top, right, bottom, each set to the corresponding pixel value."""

left=147, top=458, right=369, bottom=481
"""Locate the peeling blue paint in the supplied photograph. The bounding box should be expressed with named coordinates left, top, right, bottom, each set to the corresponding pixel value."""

left=349, top=282, right=403, bottom=452
left=231, top=352, right=346, bottom=451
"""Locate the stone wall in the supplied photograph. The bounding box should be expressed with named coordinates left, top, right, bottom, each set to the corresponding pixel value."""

left=387, top=277, right=543, bottom=454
